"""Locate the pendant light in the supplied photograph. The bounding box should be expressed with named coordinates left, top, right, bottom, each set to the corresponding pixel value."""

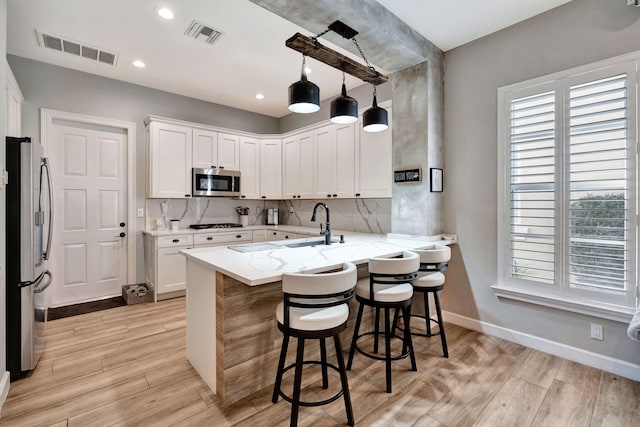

left=363, top=86, right=388, bottom=132
left=330, top=73, right=358, bottom=124
left=288, top=55, right=320, bottom=114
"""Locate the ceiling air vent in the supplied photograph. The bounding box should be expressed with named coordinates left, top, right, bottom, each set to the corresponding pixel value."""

left=35, top=30, right=119, bottom=66
left=185, top=20, right=223, bottom=45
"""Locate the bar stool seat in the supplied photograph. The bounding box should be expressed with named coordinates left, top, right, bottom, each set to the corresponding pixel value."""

left=347, top=251, right=420, bottom=393
left=272, top=262, right=357, bottom=427
left=414, top=272, right=445, bottom=288
left=355, top=281, right=413, bottom=302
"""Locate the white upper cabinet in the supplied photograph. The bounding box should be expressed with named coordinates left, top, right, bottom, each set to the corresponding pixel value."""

left=192, top=130, right=239, bottom=170
left=239, top=136, right=260, bottom=199
left=6, top=62, right=23, bottom=137
left=216, top=133, right=240, bottom=170
left=356, top=107, right=392, bottom=198
left=147, top=121, right=193, bottom=199
left=282, top=131, right=315, bottom=199
left=315, top=123, right=356, bottom=198
left=260, top=139, right=282, bottom=199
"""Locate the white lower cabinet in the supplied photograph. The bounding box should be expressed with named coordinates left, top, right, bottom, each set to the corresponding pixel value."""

left=145, top=230, right=252, bottom=300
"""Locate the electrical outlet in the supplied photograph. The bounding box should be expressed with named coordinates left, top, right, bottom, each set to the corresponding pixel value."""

left=137, top=208, right=144, bottom=217
left=590, top=323, right=604, bottom=341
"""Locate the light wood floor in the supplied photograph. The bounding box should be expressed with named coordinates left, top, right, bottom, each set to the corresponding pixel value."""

left=1, top=297, right=638, bottom=426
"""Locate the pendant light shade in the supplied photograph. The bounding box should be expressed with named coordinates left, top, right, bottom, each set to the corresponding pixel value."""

left=363, top=87, right=388, bottom=132
left=288, top=55, right=320, bottom=114
left=330, top=74, right=358, bottom=124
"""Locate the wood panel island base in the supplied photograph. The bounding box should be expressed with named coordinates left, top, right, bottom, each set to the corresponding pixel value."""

left=183, top=232, right=456, bottom=406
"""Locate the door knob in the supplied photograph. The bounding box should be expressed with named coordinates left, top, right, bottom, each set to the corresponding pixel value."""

left=120, top=222, right=126, bottom=227
left=117, top=232, right=126, bottom=238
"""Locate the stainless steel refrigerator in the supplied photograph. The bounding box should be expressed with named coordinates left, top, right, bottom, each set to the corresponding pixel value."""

left=6, top=136, right=53, bottom=380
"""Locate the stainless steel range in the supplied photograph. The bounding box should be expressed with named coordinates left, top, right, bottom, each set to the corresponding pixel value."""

left=189, top=223, right=243, bottom=230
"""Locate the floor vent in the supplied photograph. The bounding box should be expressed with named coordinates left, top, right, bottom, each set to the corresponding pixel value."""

left=35, top=30, right=119, bottom=66
left=185, top=20, right=223, bottom=45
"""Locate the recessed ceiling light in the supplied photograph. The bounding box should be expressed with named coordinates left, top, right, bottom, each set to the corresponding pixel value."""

left=132, top=60, right=146, bottom=68
left=255, top=93, right=265, bottom=100
left=155, top=6, right=174, bottom=20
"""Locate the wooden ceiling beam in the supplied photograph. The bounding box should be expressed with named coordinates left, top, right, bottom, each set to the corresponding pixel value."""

left=285, top=32, right=388, bottom=86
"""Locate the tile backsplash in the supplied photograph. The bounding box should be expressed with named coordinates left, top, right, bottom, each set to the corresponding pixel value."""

left=145, top=198, right=391, bottom=233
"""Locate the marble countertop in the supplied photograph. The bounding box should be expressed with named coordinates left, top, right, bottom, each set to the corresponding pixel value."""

left=142, top=224, right=320, bottom=237
left=182, top=231, right=457, bottom=286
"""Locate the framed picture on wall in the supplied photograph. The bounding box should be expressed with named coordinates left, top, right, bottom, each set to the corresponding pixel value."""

left=430, top=168, right=443, bottom=192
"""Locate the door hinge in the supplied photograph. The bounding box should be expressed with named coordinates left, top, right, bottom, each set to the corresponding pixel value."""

left=0, top=168, right=8, bottom=189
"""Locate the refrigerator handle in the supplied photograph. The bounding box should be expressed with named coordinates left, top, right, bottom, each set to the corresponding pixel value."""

left=33, top=270, right=53, bottom=294
left=41, top=158, right=54, bottom=261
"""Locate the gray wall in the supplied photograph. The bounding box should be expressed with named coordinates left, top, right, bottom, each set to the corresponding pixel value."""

left=0, top=0, right=7, bottom=388
left=444, top=0, right=640, bottom=365
left=7, top=55, right=280, bottom=284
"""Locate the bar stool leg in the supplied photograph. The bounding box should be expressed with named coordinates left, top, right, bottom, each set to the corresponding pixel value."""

left=384, top=307, right=392, bottom=393
left=424, top=291, right=432, bottom=335
left=272, top=332, right=290, bottom=403
left=402, top=306, right=417, bottom=371
left=391, top=307, right=400, bottom=337
left=320, top=337, right=329, bottom=389
left=290, top=338, right=306, bottom=427
left=373, top=307, right=381, bottom=353
left=347, top=302, right=364, bottom=370
left=334, top=335, right=354, bottom=426
left=433, top=291, right=448, bottom=358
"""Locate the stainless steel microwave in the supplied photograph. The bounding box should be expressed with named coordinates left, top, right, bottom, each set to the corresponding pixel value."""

left=192, top=168, right=240, bottom=197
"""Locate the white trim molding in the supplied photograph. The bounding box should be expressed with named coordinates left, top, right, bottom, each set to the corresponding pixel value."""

left=492, top=285, right=635, bottom=324
left=0, top=371, right=10, bottom=412
left=39, top=108, right=137, bottom=287
left=443, top=310, right=640, bottom=382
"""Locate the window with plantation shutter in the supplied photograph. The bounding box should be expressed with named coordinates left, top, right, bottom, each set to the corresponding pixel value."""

left=497, top=56, right=638, bottom=318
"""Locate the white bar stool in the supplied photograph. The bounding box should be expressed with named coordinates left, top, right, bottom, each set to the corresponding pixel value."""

left=396, top=244, right=451, bottom=357
left=346, top=251, right=420, bottom=393
left=272, top=262, right=357, bottom=427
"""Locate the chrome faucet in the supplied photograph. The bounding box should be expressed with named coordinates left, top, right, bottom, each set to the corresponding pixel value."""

left=311, top=202, right=331, bottom=245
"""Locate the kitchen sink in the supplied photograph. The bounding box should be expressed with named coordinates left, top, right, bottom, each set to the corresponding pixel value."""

left=284, top=239, right=339, bottom=248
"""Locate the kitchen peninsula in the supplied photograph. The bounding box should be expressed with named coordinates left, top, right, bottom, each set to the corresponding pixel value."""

left=182, top=230, right=456, bottom=405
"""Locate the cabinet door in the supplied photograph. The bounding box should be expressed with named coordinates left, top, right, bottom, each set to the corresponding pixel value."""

left=157, top=247, right=188, bottom=294
left=357, top=107, right=392, bottom=198
left=314, top=126, right=336, bottom=198
left=334, top=123, right=356, bottom=198
left=217, top=133, right=240, bottom=170
left=239, top=136, right=260, bottom=199
left=282, top=136, right=300, bottom=199
left=192, top=128, right=218, bottom=169
left=149, top=122, right=192, bottom=198
left=260, top=139, right=282, bottom=199
left=299, top=132, right=315, bottom=199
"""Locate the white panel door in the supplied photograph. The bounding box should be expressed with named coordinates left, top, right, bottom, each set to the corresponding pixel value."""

left=239, top=136, right=260, bottom=199
left=192, top=128, right=217, bottom=169
left=259, top=139, right=282, bottom=199
left=216, top=133, right=240, bottom=170
left=50, top=124, right=127, bottom=306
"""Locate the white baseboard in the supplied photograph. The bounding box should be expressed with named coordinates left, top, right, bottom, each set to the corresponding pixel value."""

left=0, top=371, right=10, bottom=412
left=443, top=311, right=640, bottom=382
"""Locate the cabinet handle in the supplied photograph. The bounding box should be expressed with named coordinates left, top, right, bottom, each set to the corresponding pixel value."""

left=355, top=193, right=361, bottom=197
left=285, top=235, right=289, bottom=239
left=185, top=194, right=191, bottom=198
left=333, top=194, right=338, bottom=197
left=273, top=232, right=277, bottom=235
left=327, top=194, right=331, bottom=198
left=219, top=166, right=224, bottom=169
left=206, top=237, right=213, bottom=241
left=211, top=165, right=217, bottom=168
left=172, top=239, right=180, bottom=243
left=261, top=196, right=266, bottom=199
left=241, top=195, right=246, bottom=198
left=235, top=235, right=242, bottom=238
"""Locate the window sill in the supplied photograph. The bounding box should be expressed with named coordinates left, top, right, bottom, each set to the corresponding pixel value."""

left=491, top=285, right=635, bottom=324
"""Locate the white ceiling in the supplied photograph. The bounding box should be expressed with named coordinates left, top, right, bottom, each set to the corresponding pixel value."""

left=6, top=0, right=572, bottom=118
